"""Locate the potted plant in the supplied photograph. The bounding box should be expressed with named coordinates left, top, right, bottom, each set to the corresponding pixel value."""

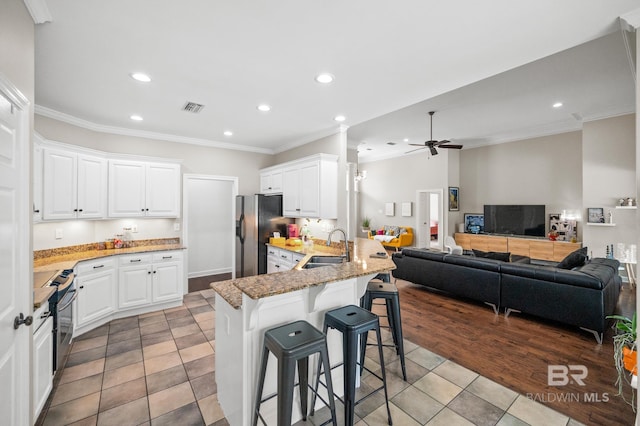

left=362, top=217, right=371, bottom=233
left=607, top=312, right=637, bottom=410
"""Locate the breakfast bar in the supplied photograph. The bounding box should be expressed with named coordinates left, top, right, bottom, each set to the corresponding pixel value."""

left=211, top=237, right=394, bottom=426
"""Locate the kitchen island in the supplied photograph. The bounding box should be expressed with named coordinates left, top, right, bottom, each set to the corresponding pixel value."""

left=211, top=237, right=395, bottom=426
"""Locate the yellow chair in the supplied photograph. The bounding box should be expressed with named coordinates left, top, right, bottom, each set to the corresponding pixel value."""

left=368, top=226, right=414, bottom=251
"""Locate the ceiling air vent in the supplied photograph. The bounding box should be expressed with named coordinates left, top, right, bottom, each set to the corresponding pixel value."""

left=182, top=102, right=205, bottom=113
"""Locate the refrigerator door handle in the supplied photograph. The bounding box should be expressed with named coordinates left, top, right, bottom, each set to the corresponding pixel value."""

left=238, top=214, right=246, bottom=244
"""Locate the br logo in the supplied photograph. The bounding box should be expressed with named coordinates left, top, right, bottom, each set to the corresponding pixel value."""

left=548, top=365, right=588, bottom=386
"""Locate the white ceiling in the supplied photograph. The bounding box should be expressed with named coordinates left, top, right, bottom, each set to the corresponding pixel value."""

left=34, top=1, right=638, bottom=160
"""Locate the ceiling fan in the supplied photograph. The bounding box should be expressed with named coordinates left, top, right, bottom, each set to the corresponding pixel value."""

left=406, top=111, right=463, bottom=155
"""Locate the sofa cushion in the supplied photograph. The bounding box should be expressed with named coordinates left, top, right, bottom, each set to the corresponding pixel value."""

left=557, top=247, right=588, bottom=270
left=472, top=249, right=511, bottom=262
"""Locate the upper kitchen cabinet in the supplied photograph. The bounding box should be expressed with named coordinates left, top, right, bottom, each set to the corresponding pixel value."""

left=42, top=147, right=107, bottom=220
left=282, top=154, right=338, bottom=219
left=108, top=160, right=181, bottom=218
left=259, top=168, right=283, bottom=194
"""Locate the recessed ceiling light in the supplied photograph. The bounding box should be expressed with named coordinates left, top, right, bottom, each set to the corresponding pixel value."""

left=257, top=104, right=271, bottom=112
left=224, top=131, right=233, bottom=136
left=130, top=115, right=143, bottom=121
left=553, top=102, right=563, bottom=108
left=315, top=73, right=334, bottom=84
left=130, top=73, right=151, bottom=83
left=403, top=138, right=409, bottom=142
left=334, top=115, right=346, bottom=122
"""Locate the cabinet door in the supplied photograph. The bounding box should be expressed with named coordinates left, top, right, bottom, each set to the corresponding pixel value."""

left=298, top=162, right=320, bottom=217
left=77, top=154, right=107, bottom=219
left=282, top=167, right=300, bottom=216
left=43, top=148, right=77, bottom=220
left=33, top=145, right=43, bottom=222
left=270, top=170, right=283, bottom=192
left=108, top=160, right=146, bottom=217
left=33, top=317, right=53, bottom=420
left=260, top=172, right=273, bottom=193
left=118, top=264, right=152, bottom=310
left=76, top=269, right=117, bottom=327
left=153, top=261, right=183, bottom=303
left=146, top=163, right=180, bottom=217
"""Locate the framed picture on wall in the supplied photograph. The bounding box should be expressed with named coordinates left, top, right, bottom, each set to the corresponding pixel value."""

left=464, top=213, right=484, bottom=234
left=587, top=207, right=605, bottom=223
left=448, top=187, right=459, bottom=211
left=385, top=202, right=395, bottom=216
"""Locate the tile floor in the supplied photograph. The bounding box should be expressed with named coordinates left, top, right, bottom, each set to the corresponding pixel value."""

left=38, top=289, right=583, bottom=426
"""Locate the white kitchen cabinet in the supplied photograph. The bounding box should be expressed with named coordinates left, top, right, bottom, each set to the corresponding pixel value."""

left=32, top=304, right=53, bottom=420
left=118, top=254, right=153, bottom=310
left=108, top=159, right=180, bottom=218
left=33, top=143, right=43, bottom=222
left=75, top=258, right=117, bottom=328
left=260, top=169, right=283, bottom=194
left=152, top=251, right=184, bottom=303
left=281, top=154, right=337, bottom=218
left=42, top=147, right=107, bottom=220
left=266, top=246, right=299, bottom=273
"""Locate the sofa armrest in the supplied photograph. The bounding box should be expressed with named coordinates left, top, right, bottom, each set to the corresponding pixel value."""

left=398, top=232, right=413, bottom=246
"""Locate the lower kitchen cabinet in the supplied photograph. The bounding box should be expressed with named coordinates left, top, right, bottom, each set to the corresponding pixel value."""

left=74, top=250, right=184, bottom=336
left=118, top=254, right=153, bottom=309
left=32, top=304, right=53, bottom=420
left=75, top=259, right=117, bottom=328
left=152, top=251, right=183, bottom=303
left=266, top=245, right=305, bottom=273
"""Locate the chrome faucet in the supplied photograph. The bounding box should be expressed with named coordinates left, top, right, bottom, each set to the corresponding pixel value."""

left=327, top=228, right=350, bottom=262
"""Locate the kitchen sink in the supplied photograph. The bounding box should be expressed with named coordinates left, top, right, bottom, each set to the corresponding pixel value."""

left=302, top=255, right=347, bottom=269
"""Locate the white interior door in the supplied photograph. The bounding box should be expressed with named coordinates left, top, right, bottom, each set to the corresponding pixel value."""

left=183, top=174, right=238, bottom=288
left=0, top=79, right=31, bottom=425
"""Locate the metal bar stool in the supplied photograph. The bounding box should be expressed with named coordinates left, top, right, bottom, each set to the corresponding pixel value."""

left=311, top=305, right=392, bottom=426
left=360, top=280, right=407, bottom=381
left=253, top=320, right=337, bottom=426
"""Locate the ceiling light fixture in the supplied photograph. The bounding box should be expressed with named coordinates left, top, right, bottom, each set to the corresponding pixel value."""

left=315, top=73, right=334, bottom=84
left=130, top=73, right=151, bottom=83
left=257, top=104, right=271, bottom=112
left=553, top=102, right=563, bottom=108
left=334, top=115, right=346, bottom=122
left=224, top=131, right=233, bottom=136
left=130, top=115, right=143, bottom=121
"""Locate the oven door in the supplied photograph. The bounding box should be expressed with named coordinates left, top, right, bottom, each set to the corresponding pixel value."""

left=56, top=281, right=76, bottom=372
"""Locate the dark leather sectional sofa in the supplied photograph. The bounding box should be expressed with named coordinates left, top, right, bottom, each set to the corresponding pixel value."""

left=391, top=248, right=621, bottom=343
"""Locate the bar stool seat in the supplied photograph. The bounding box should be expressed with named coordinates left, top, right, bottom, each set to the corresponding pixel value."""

left=253, top=320, right=337, bottom=426
left=312, top=305, right=392, bottom=425
left=360, top=280, right=407, bottom=381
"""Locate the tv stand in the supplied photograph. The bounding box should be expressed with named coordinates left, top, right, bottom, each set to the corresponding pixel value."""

left=454, top=233, right=581, bottom=262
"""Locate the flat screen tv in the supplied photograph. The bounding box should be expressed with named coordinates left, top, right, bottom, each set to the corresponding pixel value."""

left=483, top=205, right=545, bottom=237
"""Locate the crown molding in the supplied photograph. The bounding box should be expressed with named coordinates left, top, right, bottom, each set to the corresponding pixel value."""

left=35, top=105, right=274, bottom=155
left=23, top=0, right=52, bottom=24
left=620, top=8, right=640, bottom=31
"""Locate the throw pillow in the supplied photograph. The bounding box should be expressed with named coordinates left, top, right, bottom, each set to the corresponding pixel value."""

left=472, top=249, right=511, bottom=262
left=557, top=247, right=588, bottom=270
left=377, top=229, right=384, bottom=235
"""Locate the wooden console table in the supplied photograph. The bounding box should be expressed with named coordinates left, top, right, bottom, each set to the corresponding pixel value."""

left=454, top=233, right=581, bottom=262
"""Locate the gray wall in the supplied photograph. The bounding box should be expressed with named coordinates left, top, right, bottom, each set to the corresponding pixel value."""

left=358, top=150, right=450, bottom=239
left=583, top=113, right=636, bottom=258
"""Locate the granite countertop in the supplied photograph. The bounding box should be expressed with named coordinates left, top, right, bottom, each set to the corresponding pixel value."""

left=33, top=243, right=185, bottom=273
left=212, top=237, right=395, bottom=309
left=32, top=243, right=185, bottom=309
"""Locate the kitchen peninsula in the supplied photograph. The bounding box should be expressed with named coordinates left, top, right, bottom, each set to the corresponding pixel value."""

left=211, top=237, right=395, bottom=425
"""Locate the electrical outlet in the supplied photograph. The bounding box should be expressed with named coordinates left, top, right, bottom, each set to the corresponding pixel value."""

left=131, top=224, right=138, bottom=233
left=55, top=228, right=63, bottom=239
left=173, top=222, right=180, bottom=231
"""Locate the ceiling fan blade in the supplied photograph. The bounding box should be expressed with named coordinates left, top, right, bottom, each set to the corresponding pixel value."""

left=405, top=146, right=427, bottom=154
left=429, top=146, right=438, bottom=156
left=409, top=143, right=427, bottom=147
left=440, top=144, right=463, bottom=149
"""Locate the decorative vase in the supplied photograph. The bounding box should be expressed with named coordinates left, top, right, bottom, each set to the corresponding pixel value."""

left=623, top=346, right=637, bottom=375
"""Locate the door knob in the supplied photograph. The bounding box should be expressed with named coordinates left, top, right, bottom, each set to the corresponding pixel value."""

left=13, top=313, right=33, bottom=330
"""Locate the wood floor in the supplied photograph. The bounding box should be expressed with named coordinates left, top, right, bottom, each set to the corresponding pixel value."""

left=393, top=277, right=636, bottom=425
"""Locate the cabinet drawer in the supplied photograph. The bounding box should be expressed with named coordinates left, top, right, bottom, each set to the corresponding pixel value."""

left=32, top=303, right=52, bottom=333
left=266, top=246, right=279, bottom=257
left=291, top=253, right=305, bottom=265
left=119, top=254, right=152, bottom=266
left=76, top=258, right=116, bottom=275
left=152, top=251, right=183, bottom=262
left=277, top=250, right=293, bottom=263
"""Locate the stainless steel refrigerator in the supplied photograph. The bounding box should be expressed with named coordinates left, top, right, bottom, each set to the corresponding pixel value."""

left=236, top=194, right=294, bottom=277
